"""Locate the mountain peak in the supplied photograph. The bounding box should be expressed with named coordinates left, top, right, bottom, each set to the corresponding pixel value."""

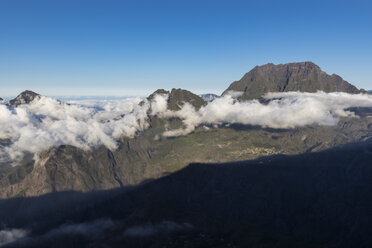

left=200, top=93, right=220, bottom=102
left=9, top=90, right=41, bottom=107
left=168, top=88, right=206, bottom=111
left=147, top=88, right=206, bottom=111
left=223, top=62, right=360, bottom=100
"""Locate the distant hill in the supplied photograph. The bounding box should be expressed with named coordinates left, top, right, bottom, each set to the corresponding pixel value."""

left=9, top=90, right=40, bottom=107
left=223, top=62, right=361, bottom=100
left=200, top=93, right=219, bottom=102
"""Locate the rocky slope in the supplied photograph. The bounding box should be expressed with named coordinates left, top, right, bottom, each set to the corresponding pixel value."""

left=223, top=62, right=361, bottom=100
left=1, top=110, right=372, bottom=198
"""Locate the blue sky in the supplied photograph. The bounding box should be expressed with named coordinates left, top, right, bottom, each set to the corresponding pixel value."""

left=1, top=0, right=371, bottom=97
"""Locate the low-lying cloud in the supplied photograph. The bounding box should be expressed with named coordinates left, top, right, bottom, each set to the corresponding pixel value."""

left=6, top=219, right=114, bottom=247
left=1, top=91, right=372, bottom=165
left=162, top=91, right=372, bottom=136
left=42, top=218, right=115, bottom=238
left=0, top=229, right=28, bottom=247
left=0, top=95, right=167, bottom=164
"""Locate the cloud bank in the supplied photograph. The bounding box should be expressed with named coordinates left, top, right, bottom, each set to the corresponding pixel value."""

left=1, top=91, right=372, bottom=165
left=162, top=91, right=372, bottom=136
left=0, top=95, right=168, bottom=163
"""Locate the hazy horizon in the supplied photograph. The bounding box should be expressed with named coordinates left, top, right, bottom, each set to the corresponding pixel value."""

left=1, top=88, right=220, bottom=99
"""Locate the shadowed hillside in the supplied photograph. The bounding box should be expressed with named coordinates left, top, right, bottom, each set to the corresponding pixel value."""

left=2, top=140, right=372, bottom=247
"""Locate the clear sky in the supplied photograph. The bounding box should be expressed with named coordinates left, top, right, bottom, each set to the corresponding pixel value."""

left=1, top=0, right=371, bottom=97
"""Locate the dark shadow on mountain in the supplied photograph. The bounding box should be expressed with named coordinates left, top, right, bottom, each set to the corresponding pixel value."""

left=226, top=123, right=291, bottom=132
left=2, top=140, right=372, bottom=247
left=0, top=187, right=133, bottom=231
left=346, top=106, right=372, bottom=117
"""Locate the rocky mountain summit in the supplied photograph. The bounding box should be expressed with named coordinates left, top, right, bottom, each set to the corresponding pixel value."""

left=9, top=90, right=40, bottom=107
left=147, top=88, right=206, bottom=111
left=223, top=62, right=361, bottom=100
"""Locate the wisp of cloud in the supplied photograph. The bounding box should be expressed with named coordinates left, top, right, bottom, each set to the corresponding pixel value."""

left=0, top=228, right=28, bottom=247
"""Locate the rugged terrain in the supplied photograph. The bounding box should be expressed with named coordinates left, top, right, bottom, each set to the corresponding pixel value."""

left=1, top=108, right=371, bottom=198
left=0, top=62, right=372, bottom=247
left=0, top=62, right=371, bottom=198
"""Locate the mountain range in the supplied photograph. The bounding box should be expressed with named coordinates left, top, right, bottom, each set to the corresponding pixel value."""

left=0, top=62, right=371, bottom=247
left=0, top=62, right=371, bottom=198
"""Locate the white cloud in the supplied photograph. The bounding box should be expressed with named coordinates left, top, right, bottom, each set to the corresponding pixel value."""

left=1, top=91, right=372, bottom=165
left=0, top=95, right=167, bottom=164
left=163, top=91, right=372, bottom=137
left=5, top=219, right=114, bottom=246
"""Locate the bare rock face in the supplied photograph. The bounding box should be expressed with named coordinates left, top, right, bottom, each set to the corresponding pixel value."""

left=9, top=90, right=40, bottom=107
left=0, top=97, right=3, bottom=101
left=223, top=62, right=361, bottom=100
